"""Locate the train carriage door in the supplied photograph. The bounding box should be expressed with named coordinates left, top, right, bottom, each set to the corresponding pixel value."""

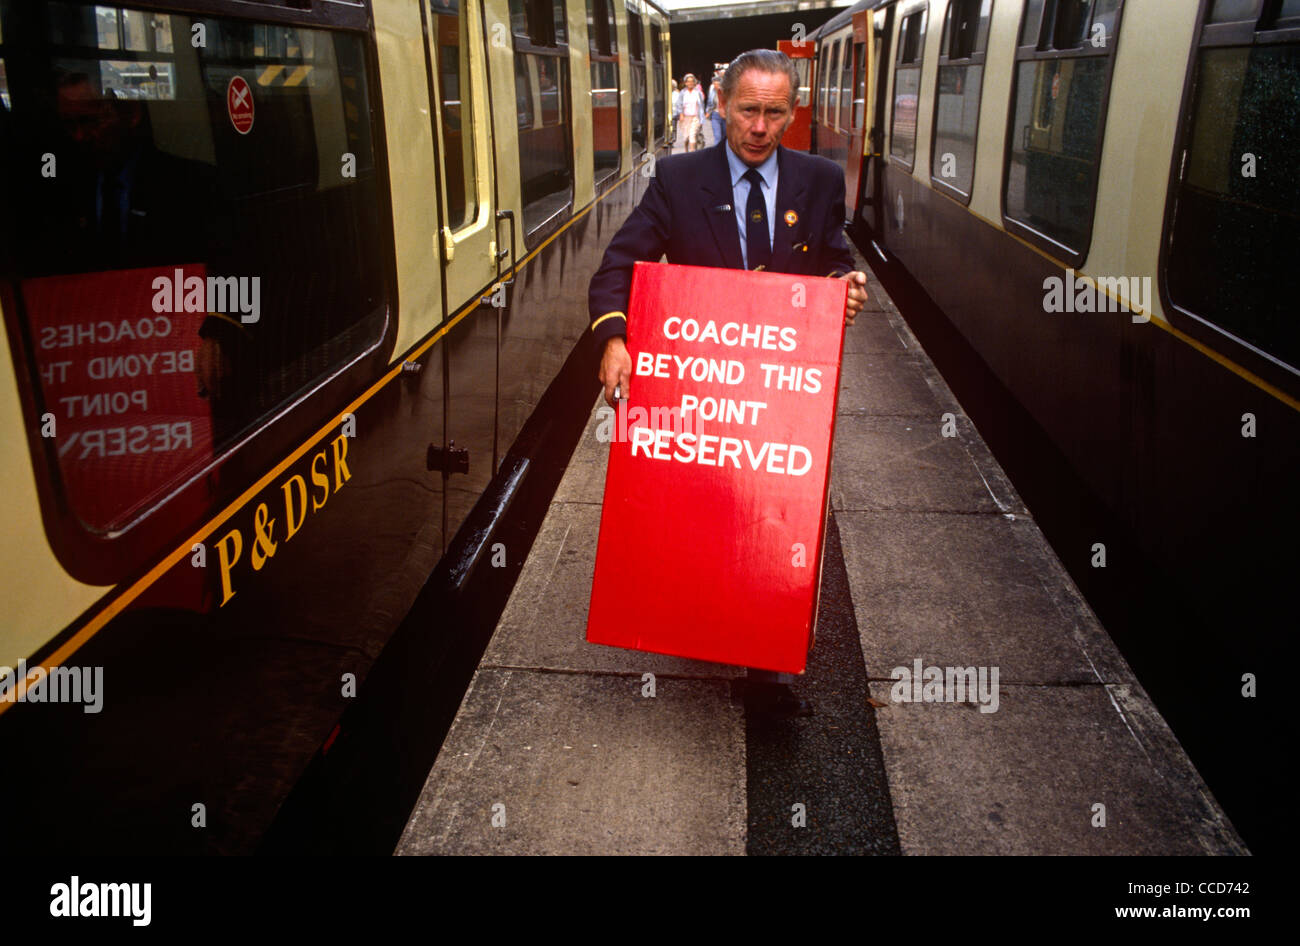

left=421, top=0, right=498, bottom=544
left=778, top=39, right=814, bottom=151
left=422, top=0, right=497, bottom=310
left=865, top=3, right=896, bottom=235
left=845, top=10, right=871, bottom=216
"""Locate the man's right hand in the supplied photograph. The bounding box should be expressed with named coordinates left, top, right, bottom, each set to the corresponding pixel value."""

left=599, top=336, right=632, bottom=408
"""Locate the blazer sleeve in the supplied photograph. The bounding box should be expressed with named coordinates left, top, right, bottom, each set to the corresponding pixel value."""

left=817, top=162, right=856, bottom=278
left=587, top=165, right=674, bottom=346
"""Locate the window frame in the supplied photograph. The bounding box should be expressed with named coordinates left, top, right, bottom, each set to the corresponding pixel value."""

left=794, top=54, right=812, bottom=110
left=889, top=3, right=929, bottom=171
left=1157, top=0, right=1300, bottom=389
left=930, top=0, right=994, bottom=205
left=818, top=41, right=832, bottom=125
left=626, top=7, right=647, bottom=157
left=429, top=0, right=490, bottom=237
left=838, top=34, right=854, bottom=132
left=0, top=0, right=398, bottom=585
left=588, top=0, right=621, bottom=187
left=511, top=0, right=576, bottom=242
left=828, top=37, right=842, bottom=131
left=852, top=40, right=867, bottom=132
left=650, top=20, right=665, bottom=145
left=999, top=0, right=1126, bottom=266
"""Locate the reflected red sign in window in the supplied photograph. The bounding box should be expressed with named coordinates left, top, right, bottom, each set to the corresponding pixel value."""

left=24, top=265, right=215, bottom=532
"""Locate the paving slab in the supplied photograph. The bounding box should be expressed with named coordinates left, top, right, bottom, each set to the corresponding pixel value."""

left=398, top=669, right=746, bottom=855
left=946, top=418, right=1030, bottom=517
left=841, top=310, right=908, bottom=355
left=552, top=399, right=612, bottom=506
left=483, top=501, right=744, bottom=678
left=864, top=680, right=1246, bottom=855
left=858, top=275, right=888, bottom=313
left=836, top=511, right=1128, bottom=684
left=837, top=351, right=945, bottom=416
left=830, top=415, right=1004, bottom=514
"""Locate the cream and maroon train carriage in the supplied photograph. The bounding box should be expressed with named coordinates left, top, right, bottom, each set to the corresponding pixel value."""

left=0, top=0, right=672, bottom=852
left=803, top=0, right=1295, bottom=847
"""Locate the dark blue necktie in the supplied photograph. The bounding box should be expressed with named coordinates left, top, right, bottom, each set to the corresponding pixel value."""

left=743, top=167, right=770, bottom=270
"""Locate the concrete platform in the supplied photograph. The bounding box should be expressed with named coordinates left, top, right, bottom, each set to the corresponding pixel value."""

left=397, top=261, right=1248, bottom=856
left=399, top=670, right=744, bottom=855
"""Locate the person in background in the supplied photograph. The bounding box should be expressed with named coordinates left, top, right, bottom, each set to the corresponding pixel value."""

left=706, top=76, right=725, bottom=148
left=677, top=73, right=705, bottom=153
left=670, top=78, right=680, bottom=146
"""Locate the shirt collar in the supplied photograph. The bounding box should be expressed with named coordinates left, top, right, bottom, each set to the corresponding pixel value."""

left=725, top=143, right=778, bottom=191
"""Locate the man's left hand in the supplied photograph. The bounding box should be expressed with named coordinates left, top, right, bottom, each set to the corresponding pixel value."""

left=840, top=271, right=869, bottom=326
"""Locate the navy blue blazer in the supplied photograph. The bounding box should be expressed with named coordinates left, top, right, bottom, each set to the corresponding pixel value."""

left=588, top=142, right=856, bottom=346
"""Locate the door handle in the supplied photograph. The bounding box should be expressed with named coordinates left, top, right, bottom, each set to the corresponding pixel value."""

left=495, top=209, right=516, bottom=286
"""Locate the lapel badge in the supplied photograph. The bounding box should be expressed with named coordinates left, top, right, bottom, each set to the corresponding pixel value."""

left=784, top=210, right=798, bottom=226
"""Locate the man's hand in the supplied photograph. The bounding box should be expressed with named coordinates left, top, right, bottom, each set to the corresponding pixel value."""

left=841, top=271, right=869, bottom=326
left=599, top=336, right=632, bottom=408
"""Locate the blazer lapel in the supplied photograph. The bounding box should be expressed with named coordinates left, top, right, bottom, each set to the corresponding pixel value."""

left=699, top=144, right=745, bottom=271
left=769, top=147, right=808, bottom=273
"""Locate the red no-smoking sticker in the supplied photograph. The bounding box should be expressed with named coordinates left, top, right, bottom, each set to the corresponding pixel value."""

left=227, top=75, right=254, bottom=135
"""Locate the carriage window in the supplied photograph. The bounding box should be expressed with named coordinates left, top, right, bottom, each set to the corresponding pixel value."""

left=853, top=43, right=866, bottom=129
left=587, top=0, right=620, bottom=183
left=628, top=10, right=646, bottom=153
left=432, top=0, right=478, bottom=231
left=794, top=56, right=811, bottom=109
left=0, top=1, right=386, bottom=535
left=1049, top=0, right=1090, bottom=48
left=828, top=41, right=842, bottom=131
left=1090, top=0, right=1121, bottom=44
left=510, top=0, right=530, bottom=35
left=1209, top=0, right=1257, bottom=21
left=890, top=8, right=928, bottom=167
left=0, top=14, right=9, bottom=109
left=818, top=44, right=832, bottom=122
left=932, top=0, right=992, bottom=200
left=838, top=39, right=854, bottom=132
left=650, top=24, right=665, bottom=142
left=1003, top=0, right=1123, bottom=260
left=1165, top=4, right=1300, bottom=372
left=628, top=8, right=643, bottom=58
left=511, top=0, right=573, bottom=235
left=1020, top=0, right=1045, bottom=43
left=552, top=0, right=567, bottom=45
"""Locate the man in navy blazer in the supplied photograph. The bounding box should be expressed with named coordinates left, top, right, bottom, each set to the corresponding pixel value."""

left=588, top=50, right=869, bottom=716
left=589, top=48, right=869, bottom=409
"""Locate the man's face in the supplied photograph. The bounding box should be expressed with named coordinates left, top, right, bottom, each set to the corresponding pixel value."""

left=57, top=79, right=126, bottom=166
left=719, top=70, right=793, bottom=167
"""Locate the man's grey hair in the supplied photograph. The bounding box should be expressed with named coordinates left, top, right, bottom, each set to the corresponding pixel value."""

left=721, top=49, right=800, bottom=107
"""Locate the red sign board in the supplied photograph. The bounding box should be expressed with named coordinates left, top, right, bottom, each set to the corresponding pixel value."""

left=587, top=263, right=847, bottom=672
left=227, top=75, right=254, bottom=135
left=24, top=265, right=215, bottom=531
